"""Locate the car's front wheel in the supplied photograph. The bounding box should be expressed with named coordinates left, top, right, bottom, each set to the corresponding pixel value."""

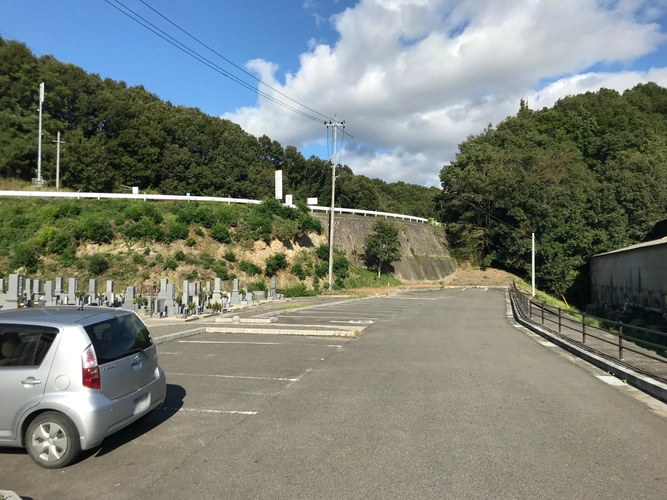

left=26, top=412, right=81, bottom=469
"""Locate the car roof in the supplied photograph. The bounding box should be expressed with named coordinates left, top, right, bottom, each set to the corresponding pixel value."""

left=0, top=307, right=134, bottom=328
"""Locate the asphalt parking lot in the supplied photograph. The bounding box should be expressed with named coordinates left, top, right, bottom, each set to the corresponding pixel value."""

left=4, top=288, right=667, bottom=499
left=0, top=330, right=352, bottom=499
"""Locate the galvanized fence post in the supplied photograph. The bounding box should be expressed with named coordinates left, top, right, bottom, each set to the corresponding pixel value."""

left=529, top=301, right=532, bottom=319
left=558, top=308, right=562, bottom=333
left=541, top=304, right=545, bottom=325
left=582, top=313, right=586, bottom=344
left=619, top=322, right=624, bottom=360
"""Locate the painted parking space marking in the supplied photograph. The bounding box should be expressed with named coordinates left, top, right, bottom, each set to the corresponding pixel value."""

left=166, top=372, right=299, bottom=382
left=329, top=320, right=374, bottom=324
left=160, top=407, right=257, bottom=415
left=597, top=375, right=625, bottom=386
left=179, top=340, right=344, bottom=348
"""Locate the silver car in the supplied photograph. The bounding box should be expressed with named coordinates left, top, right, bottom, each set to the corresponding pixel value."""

left=0, top=307, right=166, bottom=468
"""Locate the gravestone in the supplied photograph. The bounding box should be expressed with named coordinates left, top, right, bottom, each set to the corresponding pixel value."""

left=43, top=281, right=57, bottom=307
left=55, top=277, right=67, bottom=304
left=270, top=276, right=277, bottom=300
left=0, top=274, right=25, bottom=310
left=33, top=279, right=41, bottom=301
left=122, top=286, right=136, bottom=311
left=88, top=279, right=97, bottom=304
left=213, top=278, right=223, bottom=303
left=158, top=278, right=169, bottom=300
left=182, top=280, right=190, bottom=306
left=25, top=278, right=32, bottom=301
left=0, top=278, right=4, bottom=294
left=105, top=280, right=114, bottom=305
left=67, top=278, right=78, bottom=305
left=165, top=283, right=179, bottom=317
left=230, top=279, right=241, bottom=305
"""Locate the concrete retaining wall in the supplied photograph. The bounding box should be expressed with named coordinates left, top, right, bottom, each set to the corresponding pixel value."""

left=314, top=214, right=456, bottom=282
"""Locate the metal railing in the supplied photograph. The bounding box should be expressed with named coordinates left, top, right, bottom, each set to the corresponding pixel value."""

left=511, top=281, right=667, bottom=365
left=0, top=190, right=429, bottom=223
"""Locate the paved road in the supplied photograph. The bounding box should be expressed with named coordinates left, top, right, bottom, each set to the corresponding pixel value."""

left=3, top=288, right=667, bottom=499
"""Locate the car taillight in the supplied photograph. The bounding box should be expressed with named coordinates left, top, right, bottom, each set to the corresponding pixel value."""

left=82, top=344, right=100, bottom=389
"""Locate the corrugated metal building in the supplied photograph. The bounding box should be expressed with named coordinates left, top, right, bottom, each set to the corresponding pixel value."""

left=590, top=237, right=667, bottom=313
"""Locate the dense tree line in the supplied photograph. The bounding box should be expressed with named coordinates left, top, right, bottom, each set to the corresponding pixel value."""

left=0, top=36, right=437, bottom=218
left=439, top=86, right=667, bottom=304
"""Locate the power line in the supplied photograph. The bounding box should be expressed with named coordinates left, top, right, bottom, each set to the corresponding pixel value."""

left=137, top=0, right=335, bottom=122
left=104, top=0, right=326, bottom=123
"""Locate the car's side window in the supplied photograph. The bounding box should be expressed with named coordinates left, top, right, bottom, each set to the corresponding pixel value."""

left=0, top=326, right=58, bottom=368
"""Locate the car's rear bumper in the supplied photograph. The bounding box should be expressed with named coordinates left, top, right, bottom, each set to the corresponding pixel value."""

left=66, top=367, right=167, bottom=450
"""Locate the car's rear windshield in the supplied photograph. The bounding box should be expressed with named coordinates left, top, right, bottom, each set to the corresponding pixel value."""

left=84, top=314, right=152, bottom=363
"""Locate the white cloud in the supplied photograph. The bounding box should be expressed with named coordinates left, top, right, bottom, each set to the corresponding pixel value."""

left=223, top=0, right=667, bottom=186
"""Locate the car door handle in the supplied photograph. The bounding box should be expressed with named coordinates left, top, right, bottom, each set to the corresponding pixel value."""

left=21, top=378, right=42, bottom=386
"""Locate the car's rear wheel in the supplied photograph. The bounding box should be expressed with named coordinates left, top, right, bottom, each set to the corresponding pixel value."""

left=26, top=412, right=81, bottom=469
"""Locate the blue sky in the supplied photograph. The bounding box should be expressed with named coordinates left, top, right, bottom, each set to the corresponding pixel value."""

left=2, top=0, right=667, bottom=186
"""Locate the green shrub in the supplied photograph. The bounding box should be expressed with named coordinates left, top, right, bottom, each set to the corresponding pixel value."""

left=194, top=227, right=205, bottom=238
left=186, top=237, right=196, bottom=247
left=143, top=247, right=150, bottom=255
left=155, top=253, right=164, bottom=264
left=316, top=244, right=329, bottom=261
left=164, top=257, right=178, bottom=270
left=213, top=262, right=230, bottom=280
left=133, top=254, right=147, bottom=265
left=314, top=261, right=328, bottom=278
left=239, top=260, right=262, bottom=276
left=58, top=248, right=79, bottom=267
left=186, top=270, right=199, bottom=280
left=36, top=226, right=57, bottom=248
left=334, top=277, right=345, bottom=289
left=333, top=253, right=350, bottom=279
left=9, top=243, right=40, bottom=273
left=122, top=216, right=164, bottom=241
left=210, top=223, right=232, bottom=244
left=87, top=254, right=109, bottom=276
left=223, top=250, right=236, bottom=262
left=201, top=253, right=215, bottom=269
left=298, top=213, right=322, bottom=234
left=174, top=250, right=186, bottom=262
left=217, top=205, right=243, bottom=227
left=47, top=231, right=76, bottom=255
left=164, top=221, right=189, bottom=243
left=249, top=279, right=267, bottom=292
left=125, top=203, right=163, bottom=224
left=265, top=253, right=288, bottom=277
left=76, top=215, right=114, bottom=244
left=281, top=283, right=320, bottom=297
left=291, top=263, right=307, bottom=281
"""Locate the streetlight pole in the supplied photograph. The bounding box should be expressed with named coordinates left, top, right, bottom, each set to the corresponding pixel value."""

left=36, top=82, right=45, bottom=186
left=532, top=232, right=536, bottom=297
left=326, top=118, right=345, bottom=290
left=53, top=131, right=65, bottom=190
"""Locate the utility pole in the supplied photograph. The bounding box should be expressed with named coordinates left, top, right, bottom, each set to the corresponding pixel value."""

left=53, top=131, right=65, bottom=190
left=532, top=232, right=536, bottom=297
left=325, top=118, right=345, bottom=290
left=36, top=82, right=45, bottom=186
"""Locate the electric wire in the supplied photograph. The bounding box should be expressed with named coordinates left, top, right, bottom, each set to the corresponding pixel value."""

left=137, top=0, right=335, bottom=122
left=104, top=0, right=326, bottom=123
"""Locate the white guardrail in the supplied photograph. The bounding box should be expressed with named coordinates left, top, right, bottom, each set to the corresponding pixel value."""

left=0, top=190, right=429, bottom=223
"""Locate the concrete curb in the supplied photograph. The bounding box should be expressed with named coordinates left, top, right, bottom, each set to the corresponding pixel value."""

left=204, top=326, right=357, bottom=337
left=254, top=297, right=370, bottom=318
left=153, top=328, right=206, bottom=345
left=509, top=293, right=667, bottom=404
left=215, top=317, right=278, bottom=324
left=0, top=490, right=21, bottom=500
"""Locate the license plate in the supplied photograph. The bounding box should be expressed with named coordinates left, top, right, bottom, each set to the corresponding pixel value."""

left=133, top=393, right=151, bottom=416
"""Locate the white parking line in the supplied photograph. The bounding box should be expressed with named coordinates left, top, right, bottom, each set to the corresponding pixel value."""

left=179, top=340, right=344, bottom=348
left=157, top=352, right=179, bottom=355
left=166, top=372, right=299, bottom=382
left=160, top=407, right=257, bottom=415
